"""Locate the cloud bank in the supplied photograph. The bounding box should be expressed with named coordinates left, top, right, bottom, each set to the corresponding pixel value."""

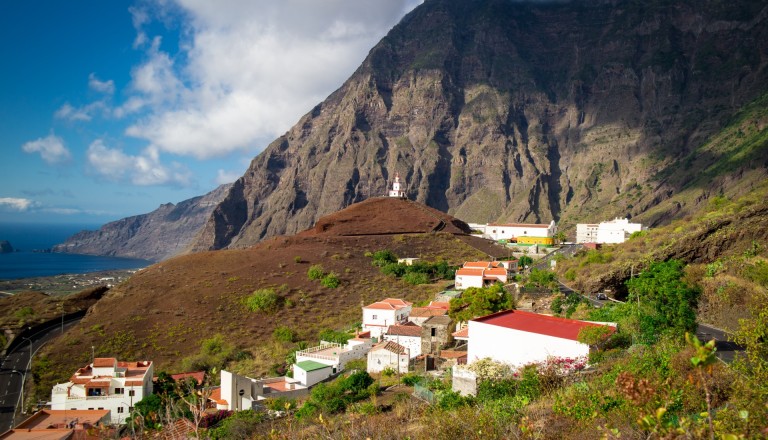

left=21, top=134, right=72, bottom=165
left=86, top=139, right=192, bottom=186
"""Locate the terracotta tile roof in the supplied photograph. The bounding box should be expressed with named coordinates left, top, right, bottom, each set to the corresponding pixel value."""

left=456, top=268, right=484, bottom=276
left=452, top=327, right=469, bottom=339
left=363, top=297, right=412, bottom=310
left=423, top=315, right=453, bottom=326
left=409, top=307, right=447, bottom=318
left=427, top=301, right=450, bottom=310
left=386, top=322, right=423, bottom=337
left=208, top=387, right=228, bottom=406
left=463, top=261, right=492, bottom=268
left=92, top=358, right=116, bottom=368
left=373, top=340, right=408, bottom=355
left=166, top=371, right=205, bottom=385
left=484, top=267, right=507, bottom=276
left=439, top=350, right=468, bottom=360
left=15, top=410, right=110, bottom=430
left=474, top=309, right=616, bottom=341
left=125, top=380, right=144, bottom=386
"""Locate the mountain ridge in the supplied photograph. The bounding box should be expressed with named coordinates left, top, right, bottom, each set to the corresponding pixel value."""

left=190, top=0, right=768, bottom=252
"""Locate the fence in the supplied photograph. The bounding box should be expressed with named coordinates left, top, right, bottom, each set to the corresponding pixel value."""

left=413, top=383, right=436, bottom=404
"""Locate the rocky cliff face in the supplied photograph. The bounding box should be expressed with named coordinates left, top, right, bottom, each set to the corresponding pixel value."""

left=53, top=184, right=231, bottom=261
left=192, top=0, right=768, bottom=251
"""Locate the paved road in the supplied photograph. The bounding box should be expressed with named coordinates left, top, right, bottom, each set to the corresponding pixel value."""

left=0, top=317, right=81, bottom=431
left=696, top=324, right=742, bottom=363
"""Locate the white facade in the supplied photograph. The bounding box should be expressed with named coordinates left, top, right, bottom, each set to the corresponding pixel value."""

left=293, top=361, right=334, bottom=387
left=367, top=342, right=410, bottom=374
left=217, top=370, right=307, bottom=410
left=467, top=320, right=589, bottom=366
left=50, top=358, right=154, bottom=425
left=294, top=339, right=373, bottom=372
left=388, top=172, right=406, bottom=198
left=576, top=218, right=642, bottom=244
left=383, top=323, right=423, bottom=359
left=483, top=220, right=557, bottom=241
left=362, top=298, right=412, bottom=338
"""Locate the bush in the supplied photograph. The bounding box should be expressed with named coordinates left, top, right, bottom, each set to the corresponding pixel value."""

left=381, top=367, right=396, bottom=377
left=307, top=264, right=325, bottom=280
left=318, top=329, right=352, bottom=345
left=294, top=256, right=302, bottom=263
left=381, top=262, right=407, bottom=277
left=565, top=268, right=577, bottom=281
left=401, top=373, right=423, bottom=386
left=402, top=272, right=430, bottom=285
left=244, top=288, right=281, bottom=313
left=320, top=272, right=341, bottom=288
left=206, top=410, right=264, bottom=440
left=272, top=326, right=296, bottom=343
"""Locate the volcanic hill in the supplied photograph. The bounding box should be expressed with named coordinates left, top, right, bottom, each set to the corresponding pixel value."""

left=191, top=0, right=768, bottom=252
left=31, top=198, right=499, bottom=397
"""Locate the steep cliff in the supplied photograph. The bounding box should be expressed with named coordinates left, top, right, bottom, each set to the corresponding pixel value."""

left=192, top=0, right=768, bottom=251
left=53, top=184, right=231, bottom=261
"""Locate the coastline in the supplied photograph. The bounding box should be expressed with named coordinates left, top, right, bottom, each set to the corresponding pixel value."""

left=0, top=268, right=142, bottom=297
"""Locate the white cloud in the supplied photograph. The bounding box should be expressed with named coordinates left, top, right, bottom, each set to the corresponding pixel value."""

left=215, top=168, right=242, bottom=185
left=86, top=139, right=192, bottom=187
left=0, top=197, right=39, bottom=211
left=21, top=134, right=72, bottom=165
left=122, top=0, right=422, bottom=159
left=88, top=73, right=115, bottom=94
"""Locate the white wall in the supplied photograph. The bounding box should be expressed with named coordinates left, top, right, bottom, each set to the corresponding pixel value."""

left=294, top=365, right=334, bottom=387
left=367, top=349, right=409, bottom=374
left=467, top=321, right=589, bottom=367
left=455, top=274, right=483, bottom=290
left=382, top=335, right=421, bottom=358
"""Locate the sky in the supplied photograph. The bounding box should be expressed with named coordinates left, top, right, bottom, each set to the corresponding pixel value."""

left=0, top=0, right=421, bottom=225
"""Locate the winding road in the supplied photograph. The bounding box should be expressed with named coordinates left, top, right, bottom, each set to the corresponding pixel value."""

left=0, top=317, right=82, bottom=431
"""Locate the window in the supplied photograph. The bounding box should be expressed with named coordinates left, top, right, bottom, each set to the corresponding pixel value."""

left=117, top=407, right=124, bottom=413
left=98, top=407, right=104, bottom=410
left=372, top=314, right=377, bottom=320
left=128, top=390, right=135, bottom=397
left=114, top=387, right=124, bottom=394
left=88, top=408, right=94, bottom=410
left=431, top=328, right=436, bottom=337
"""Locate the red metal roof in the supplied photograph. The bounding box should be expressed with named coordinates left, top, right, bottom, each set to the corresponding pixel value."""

left=473, top=309, right=615, bottom=341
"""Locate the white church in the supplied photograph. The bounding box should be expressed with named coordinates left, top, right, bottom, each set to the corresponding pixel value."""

left=388, top=172, right=407, bottom=198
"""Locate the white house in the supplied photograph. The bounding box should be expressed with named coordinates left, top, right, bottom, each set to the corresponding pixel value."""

left=383, top=322, right=422, bottom=358
left=362, top=298, right=413, bottom=338
left=367, top=341, right=410, bottom=374
left=293, top=336, right=373, bottom=384
left=463, top=309, right=615, bottom=366
left=213, top=370, right=307, bottom=411
left=454, top=262, right=509, bottom=290
left=292, top=360, right=334, bottom=388
left=50, top=358, right=154, bottom=424
left=482, top=221, right=557, bottom=244
left=388, top=172, right=407, bottom=198
left=576, top=218, right=643, bottom=244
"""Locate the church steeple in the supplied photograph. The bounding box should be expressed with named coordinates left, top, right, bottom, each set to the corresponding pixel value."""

left=388, top=172, right=407, bottom=198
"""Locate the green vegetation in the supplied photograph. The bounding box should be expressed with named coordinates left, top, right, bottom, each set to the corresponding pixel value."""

left=449, top=283, right=512, bottom=322
left=295, top=371, right=375, bottom=419
left=369, top=248, right=457, bottom=285
left=527, top=268, right=558, bottom=290
left=14, top=306, right=34, bottom=319
left=320, top=272, right=340, bottom=288
left=307, top=264, right=325, bottom=280
left=244, top=288, right=282, bottom=313
left=318, top=328, right=352, bottom=345
left=181, top=334, right=242, bottom=371
left=272, top=326, right=296, bottom=343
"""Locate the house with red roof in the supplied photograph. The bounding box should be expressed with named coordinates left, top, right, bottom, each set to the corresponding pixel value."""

left=362, top=298, right=413, bottom=338
left=454, top=262, right=510, bottom=289
left=458, top=309, right=615, bottom=367
left=367, top=341, right=410, bottom=374
left=50, top=358, right=153, bottom=425
left=383, top=321, right=423, bottom=358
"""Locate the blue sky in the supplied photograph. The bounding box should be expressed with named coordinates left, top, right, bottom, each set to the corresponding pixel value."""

left=0, top=0, right=419, bottom=225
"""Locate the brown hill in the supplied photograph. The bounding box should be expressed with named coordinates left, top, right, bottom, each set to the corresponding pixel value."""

left=31, top=199, right=491, bottom=400
left=302, top=197, right=471, bottom=237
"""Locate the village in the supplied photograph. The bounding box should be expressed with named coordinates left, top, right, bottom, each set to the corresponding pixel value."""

left=2, top=174, right=645, bottom=438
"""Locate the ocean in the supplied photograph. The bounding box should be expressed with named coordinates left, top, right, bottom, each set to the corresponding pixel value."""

left=0, top=223, right=151, bottom=280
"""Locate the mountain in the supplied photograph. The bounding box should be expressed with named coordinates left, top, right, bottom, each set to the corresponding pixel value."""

left=52, top=184, right=231, bottom=262
left=191, top=0, right=768, bottom=252
left=0, top=240, right=13, bottom=254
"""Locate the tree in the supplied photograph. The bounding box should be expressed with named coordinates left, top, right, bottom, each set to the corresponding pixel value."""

left=518, top=255, right=534, bottom=269
left=625, top=260, right=700, bottom=341
left=449, top=283, right=512, bottom=322
left=554, top=231, right=567, bottom=245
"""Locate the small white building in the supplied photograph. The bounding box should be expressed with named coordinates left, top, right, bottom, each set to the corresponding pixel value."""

left=50, top=358, right=154, bottom=425
left=383, top=322, right=423, bottom=358
left=367, top=341, right=410, bottom=374
left=213, top=370, right=308, bottom=411
left=454, top=261, right=509, bottom=290
left=387, top=172, right=407, bottom=198
left=293, top=361, right=335, bottom=388
left=576, top=218, right=642, bottom=244
left=362, top=298, right=413, bottom=338
left=292, top=336, right=373, bottom=385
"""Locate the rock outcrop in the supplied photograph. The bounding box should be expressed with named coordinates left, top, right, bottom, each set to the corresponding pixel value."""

left=0, top=241, right=13, bottom=254
left=187, top=0, right=768, bottom=251
left=53, top=184, right=231, bottom=262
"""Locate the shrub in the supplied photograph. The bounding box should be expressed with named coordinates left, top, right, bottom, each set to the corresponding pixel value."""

left=272, top=326, right=296, bottom=343
left=321, top=272, right=340, bottom=288
left=381, top=367, right=396, bottom=377
left=381, top=262, right=407, bottom=277
left=294, top=256, right=302, bottom=263
left=371, top=249, right=398, bottom=267
left=307, top=264, right=325, bottom=280
left=565, top=268, right=577, bottom=281
left=401, top=373, right=423, bottom=386
left=318, top=329, right=352, bottom=344
left=244, top=288, right=281, bottom=313
left=206, top=410, right=265, bottom=440
left=402, top=272, right=430, bottom=285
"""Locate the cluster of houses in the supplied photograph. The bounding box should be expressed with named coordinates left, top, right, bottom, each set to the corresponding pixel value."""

left=575, top=217, right=643, bottom=244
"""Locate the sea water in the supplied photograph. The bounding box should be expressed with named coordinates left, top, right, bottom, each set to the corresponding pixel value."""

left=0, top=223, right=151, bottom=280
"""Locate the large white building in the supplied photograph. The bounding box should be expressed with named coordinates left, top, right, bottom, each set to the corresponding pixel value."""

left=362, top=298, right=413, bottom=338
left=472, top=221, right=557, bottom=245
left=51, top=358, right=154, bottom=425
left=576, top=218, right=642, bottom=244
